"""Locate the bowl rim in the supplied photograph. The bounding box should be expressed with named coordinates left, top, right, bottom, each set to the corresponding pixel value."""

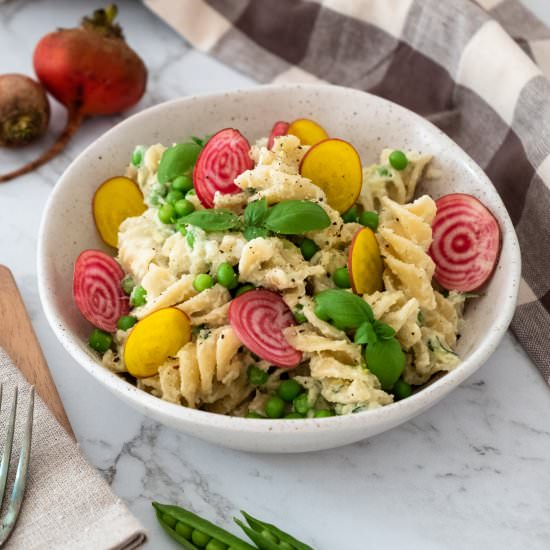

left=37, top=83, right=521, bottom=434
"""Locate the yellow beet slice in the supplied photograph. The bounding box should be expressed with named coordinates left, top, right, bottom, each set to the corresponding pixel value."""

left=300, top=138, right=363, bottom=213
left=124, top=308, right=191, bottom=378
left=348, top=227, right=383, bottom=295
left=93, top=176, right=147, bottom=248
left=287, top=118, right=328, bottom=146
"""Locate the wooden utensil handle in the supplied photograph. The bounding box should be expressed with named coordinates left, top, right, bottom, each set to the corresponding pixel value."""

left=0, top=265, right=74, bottom=439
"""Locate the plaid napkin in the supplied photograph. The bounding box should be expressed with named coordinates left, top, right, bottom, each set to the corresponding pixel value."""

left=145, top=0, right=550, bottom=383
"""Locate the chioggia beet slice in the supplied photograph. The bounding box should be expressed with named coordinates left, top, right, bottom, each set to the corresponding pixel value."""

left=124, top=308, right=191, bottom=378
left=229, top=289, right=302, bottom=368
left=287, top=118, right=328, bottom=146
left=429, top=193, right=501, bottom=292
left=267, top=120, right=289, bottom=149
left=193, top=128, right=253, bottom=208
left=93, top=176, right=146, bottom=248
left=348, top=227, right=384, bottom=295
left=300, top=138, right=363, bottom=213
left=73, top=249, right=129, bottom=332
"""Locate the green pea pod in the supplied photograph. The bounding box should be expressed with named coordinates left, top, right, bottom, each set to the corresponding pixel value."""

left=234, top=519, right=280, bottom=550
left=155, top=509, right=200, bottom=550
left=240, top=511, right=314, bottom=550
left=153, top=502, right=256, bottom=550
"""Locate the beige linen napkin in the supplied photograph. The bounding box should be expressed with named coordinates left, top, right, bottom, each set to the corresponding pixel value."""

left=0, top=348, right=146, bottom=549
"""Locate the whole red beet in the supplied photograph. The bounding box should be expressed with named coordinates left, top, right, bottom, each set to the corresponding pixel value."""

left=0, top=5, right=147, bottom=183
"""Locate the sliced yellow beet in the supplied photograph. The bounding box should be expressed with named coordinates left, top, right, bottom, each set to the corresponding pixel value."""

left=287, top=118, right=328, bottom=146
left=124, top=308, right=191, bottom=378
left=348, top=227, right=383, bottom=295
left=93, top=176, right=147, bottom=248
left=300, top=138, right=362, bottom=213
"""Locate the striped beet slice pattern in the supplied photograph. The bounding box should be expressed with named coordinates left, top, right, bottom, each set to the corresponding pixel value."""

left=73, top=249, right=129, bottom=332
left=267, top=120, right=289, bottom=149
left=229, top=289, right=302, bottom=368
left=193, top=128, right=253, bottom=208
left=429, top=193, right=501, bottom=292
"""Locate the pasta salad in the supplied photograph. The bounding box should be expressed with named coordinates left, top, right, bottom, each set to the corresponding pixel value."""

left=73, top=118, right=501, bottom=418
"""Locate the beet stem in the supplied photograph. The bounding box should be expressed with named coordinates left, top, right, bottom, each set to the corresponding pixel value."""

left=0, top=109, right=84, bottom=183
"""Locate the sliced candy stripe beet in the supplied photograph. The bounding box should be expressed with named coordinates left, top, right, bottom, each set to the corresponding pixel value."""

left=429, top=194, right=501, bottom=292
left=229, top=289, right=302, bottom=368
left=267, top=121, right=289, bottom=149
left=73, top=250, right=129, bottom=332
left=193, top=128, right=253, bottom=208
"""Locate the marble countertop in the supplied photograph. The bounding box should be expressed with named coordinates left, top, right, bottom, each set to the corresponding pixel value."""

left=1, top=1, right=550, bottom=548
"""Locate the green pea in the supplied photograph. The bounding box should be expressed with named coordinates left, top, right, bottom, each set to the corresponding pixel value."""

left=332, top=267, right=351, bottom=289
left=389, top=150, right=408, bottom=171
left=121, top=276, right=134, bottom=296
left=175, top=521, right=193, bottom=539
left=216, top=262, right=238, bottom=289
left=191, top=529, right=211, bottom=548
left=235, top=284, right=255, bottom=297
left=300, top=238, right=319, bottom=261
left=314, top=409, right=334, bottom=418
left=152, top=182, right=168, bottom=197
left=284, top=412, right=304, bottom=419
left=358, top=210, right=379, bottom=231
left=261, top=530, right=278, bottom=544
left=393, top=379, right=413, bottom=401
left=293, top=393, right=310, bottom=415
left=265, top=396, right=285, bottom=418
left=130, top=286, right=147, bottom=307
left=158, top=203, right=176, bottom=224
left=166, top=190, right=185, bottom=205
left=277, top=379, right=302, bottom=402
left=247, top=365, right=268, bottom=385
left=157, top=142, right=201, bottom=184
left=206, top=540, right=227, bottom=550
left=342, top=205, right=359, bottom=223
left=293, top=309, right=307, bottom=324
left=186, top=189, right=196, bottom=197
left=314, top=303, right=330, bottom=322
left=88, top=328, right=112, bottom=353
left=193, top=274, right=214, bottom=292
left=246, top=411, right=265, bottom=419
left=162, top=512, right=177, bottom=529
left=131, top=146, right=144, bottom=167
left=117, top=315, right=138, bottom=331
left=174, top=199, right=195, bottom=218
left=172, top=175, right=194, bottom=193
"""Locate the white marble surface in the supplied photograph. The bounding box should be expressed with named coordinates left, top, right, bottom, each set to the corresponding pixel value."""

left=1, top=1, right=550, bottom=548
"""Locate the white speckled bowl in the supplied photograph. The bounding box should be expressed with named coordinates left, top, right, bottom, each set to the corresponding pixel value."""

left=37, top=85, right=520, bottom=453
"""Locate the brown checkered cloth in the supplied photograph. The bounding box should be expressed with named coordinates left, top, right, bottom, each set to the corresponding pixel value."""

left=145, top=0, right=550, bottom=382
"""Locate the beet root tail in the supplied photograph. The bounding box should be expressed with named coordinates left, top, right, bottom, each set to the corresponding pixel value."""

left=0, top=109, right=84, bottom=183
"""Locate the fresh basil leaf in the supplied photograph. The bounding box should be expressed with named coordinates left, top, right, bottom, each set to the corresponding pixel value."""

left=157, top=142, right=202, bottom=183
left=264, top=200, right=331, bottom=235
left=314, top=289, right=374, bottom=329
left=244, top=199, right=269, bottom=227
left=243, top=226, right=269, bottom=241
left=179, top=209, right=241, bottom=232
left=373, top=320, right=396, bottom=340
left=355, top=322, right=378, bottom=346
left=365, top=338, right=405, bottom=390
